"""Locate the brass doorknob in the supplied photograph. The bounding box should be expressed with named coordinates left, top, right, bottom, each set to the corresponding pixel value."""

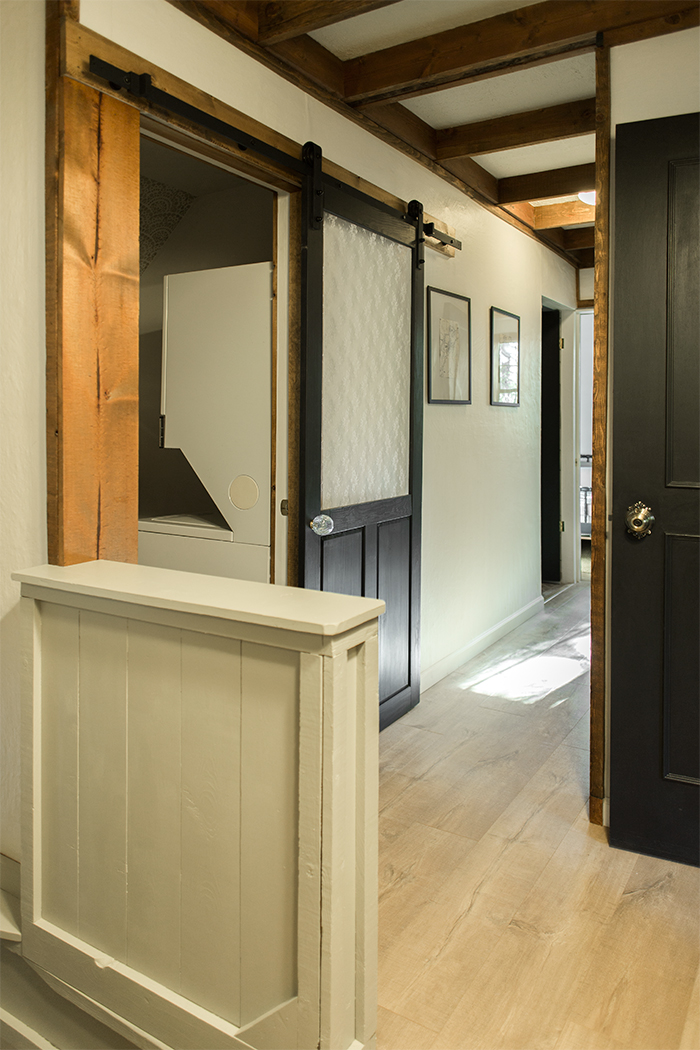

left=625, top=502, right=655, bottom=539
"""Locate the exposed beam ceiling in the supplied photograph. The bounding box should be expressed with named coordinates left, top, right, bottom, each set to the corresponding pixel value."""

left=257, top=1, right=401, bottom=45
left=436, top=98, right=596, bottom=160
left=498, top=163, right=596, bottom=203
left=170, top=0, right=699, bottom=270
left=342, top=0, right=696, bottom=104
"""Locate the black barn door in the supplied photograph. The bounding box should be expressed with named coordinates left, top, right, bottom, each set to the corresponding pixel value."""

left=300, top=145, right=424, bottom=729
left=610, top=113, right=699, bottom=866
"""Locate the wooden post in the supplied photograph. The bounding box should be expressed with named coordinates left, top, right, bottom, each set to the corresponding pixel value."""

left=46, top=7, right=139, bottom=565
left=589, top=43, right=611, bottom=826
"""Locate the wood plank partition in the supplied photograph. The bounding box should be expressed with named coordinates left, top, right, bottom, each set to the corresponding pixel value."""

left=14, top=561, right=382, bottom=1050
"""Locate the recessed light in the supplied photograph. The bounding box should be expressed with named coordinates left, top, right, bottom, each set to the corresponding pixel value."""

left=578, top=190, right=596, bottom=205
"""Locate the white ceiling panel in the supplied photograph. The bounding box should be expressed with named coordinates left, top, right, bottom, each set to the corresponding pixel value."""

left=475, top=134, right=596, bottom=178
left=403, top=53, right=595, bottom=128
left=309, top=0, right=529, bottom=60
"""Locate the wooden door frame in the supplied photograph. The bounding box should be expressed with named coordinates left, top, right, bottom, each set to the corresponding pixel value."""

left=45, top=1, right=610, bottom=819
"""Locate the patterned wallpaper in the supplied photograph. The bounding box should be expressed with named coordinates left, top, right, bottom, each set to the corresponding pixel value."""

left=140, top=176, right=195, bottom=275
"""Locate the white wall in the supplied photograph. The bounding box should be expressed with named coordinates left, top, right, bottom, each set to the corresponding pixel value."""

left=0, top=0, right=577, bottom=860
left=0, top=0, right=47, bottom=863
left=611, top=27, right=700, bottom=128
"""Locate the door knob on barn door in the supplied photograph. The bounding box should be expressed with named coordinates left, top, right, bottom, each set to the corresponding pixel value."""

left=310, top=514, right=334, bottom=536
left=625, top=502, right=655, bottom=539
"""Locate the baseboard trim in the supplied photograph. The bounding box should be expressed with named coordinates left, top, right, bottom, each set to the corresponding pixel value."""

left=420, top=595, right=545, bottom=694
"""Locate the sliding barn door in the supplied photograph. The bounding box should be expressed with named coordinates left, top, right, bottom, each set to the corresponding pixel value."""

left=300, top=151, right=424, bottom=728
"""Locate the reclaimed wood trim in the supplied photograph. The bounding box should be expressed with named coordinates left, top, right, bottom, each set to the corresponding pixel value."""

left=47, top=48, right=140, bottom=566
left=46, top=2, right=63, bottom=564
left=589, top=43, right=611, bottom=825
left=258, top=1, right=400, bottom=45
left=436, top=98, right=596, bottom=161
left=287, top=193, right=302, bottom=587
left=498, top=162, right=596, bottom=204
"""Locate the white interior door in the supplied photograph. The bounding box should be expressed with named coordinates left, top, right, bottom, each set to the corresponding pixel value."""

left=162, top=262, right=273, bottom=547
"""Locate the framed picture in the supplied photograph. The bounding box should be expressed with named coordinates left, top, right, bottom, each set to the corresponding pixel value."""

left=490, top=307, right=520, bottom=406
left=427, top=287, right=471, bottom=404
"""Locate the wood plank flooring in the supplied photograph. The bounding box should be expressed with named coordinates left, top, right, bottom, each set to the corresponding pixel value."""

left=377, top=584, right=699, bottom=1050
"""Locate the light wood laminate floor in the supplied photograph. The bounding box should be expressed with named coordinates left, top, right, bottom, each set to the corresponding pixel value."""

left=377, top=584, right=699, bottom=1050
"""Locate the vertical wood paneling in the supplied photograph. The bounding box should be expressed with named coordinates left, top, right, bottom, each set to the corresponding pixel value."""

left=320, top=648, right=357, bottom=1050
left=589, top=44, right=611, bottom=825
left=126, top=621, right=181, bottom=992
left=297, top=652, right=324, bottom=1050
left=354, top=637, right=379, bottom=1048
left=51, top=78, right=139, bottom=566
left=40, top=602, right=79, bottom=933
left=181, top=630, right=242, bottom=1025
left=240, top=643, right=299, bottom=1025
left=77, top=610, right=128, bottom=960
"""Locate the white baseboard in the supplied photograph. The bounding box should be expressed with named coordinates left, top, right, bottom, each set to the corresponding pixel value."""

left=420, top=595, right=545, bottom=694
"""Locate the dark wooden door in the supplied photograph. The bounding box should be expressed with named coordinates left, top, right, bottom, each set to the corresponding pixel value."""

left=541, top=307, right=561, bottom=582
left=610, top=112, right=699, bottom=866
left=300, top=154, right=424, bottom=729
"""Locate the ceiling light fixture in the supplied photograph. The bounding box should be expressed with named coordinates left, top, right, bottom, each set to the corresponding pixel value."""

left=578, top=190, right=596, bottom=205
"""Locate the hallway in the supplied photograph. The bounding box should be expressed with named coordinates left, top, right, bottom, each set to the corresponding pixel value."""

left=377, top=585, right=699, bottom=1050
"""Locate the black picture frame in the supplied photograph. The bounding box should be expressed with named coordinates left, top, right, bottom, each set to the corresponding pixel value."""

left=490, top=307, right=520, bottom=407
left=427, top=287, right=472, bottom=404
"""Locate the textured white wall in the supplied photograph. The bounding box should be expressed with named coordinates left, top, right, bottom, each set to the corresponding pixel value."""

left=0, top=0, right=47, bottom=862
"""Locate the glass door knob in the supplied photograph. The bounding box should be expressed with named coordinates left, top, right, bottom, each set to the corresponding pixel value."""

left=310, top=514, right=334, bottom=537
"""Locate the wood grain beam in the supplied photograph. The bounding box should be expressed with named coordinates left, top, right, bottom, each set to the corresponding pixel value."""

left=49, top=77, right=140, bottom=565
left=258, top=1, right=400, bottom=44
left=267, top=33, right=345, bottom=94
left=436, top=98, right=595, bottom=160
left=498, top=163, right=596, bottom=203
left=191, top=1, right=259, bottom=41
left=589, top=43, right=611, bottom=824
left=342, top=1, right=694, bottom=103
left=603, top=2, right=700, bottom=45
left=534, top=200, right=596, bottom=228
left=564, top=226, right=595, bottom=249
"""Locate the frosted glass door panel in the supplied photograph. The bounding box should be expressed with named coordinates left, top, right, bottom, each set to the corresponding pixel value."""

left=321, top=213, right=412, bottom=510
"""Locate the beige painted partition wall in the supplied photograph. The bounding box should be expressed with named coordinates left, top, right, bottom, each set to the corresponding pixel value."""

left=13, top=561, right=382, bottom=1050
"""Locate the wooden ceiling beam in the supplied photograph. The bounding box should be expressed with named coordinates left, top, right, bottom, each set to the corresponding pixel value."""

left=603, top=3, right=699, bottom=45
left=571, top=246, right=596, bottom=267
left=436, top=97, right=595, bottom=160
left=257, top=1, right=401, bottom=44
left=498, top=162, right=596, bottom=203
left=564, top=226, right=595, bottom=249
left=534, top=200, right=596, bottom=228
left=359, top=101, right=501, bottom=203
left=267, top=33, right=345, bottom=94
left=342, top=1, right=696, bottom=104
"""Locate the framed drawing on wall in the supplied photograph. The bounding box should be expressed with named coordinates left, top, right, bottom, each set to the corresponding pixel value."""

left=427, top=287, right=471, bottom=404
left=490, top=307, right=520, bottom=406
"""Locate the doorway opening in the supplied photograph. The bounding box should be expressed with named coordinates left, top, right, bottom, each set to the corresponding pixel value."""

left=137, top=133, right=288, bottom=585
left=541, top=305, right=562, bottom=595
left=578, top=310, right=594, bottom=584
